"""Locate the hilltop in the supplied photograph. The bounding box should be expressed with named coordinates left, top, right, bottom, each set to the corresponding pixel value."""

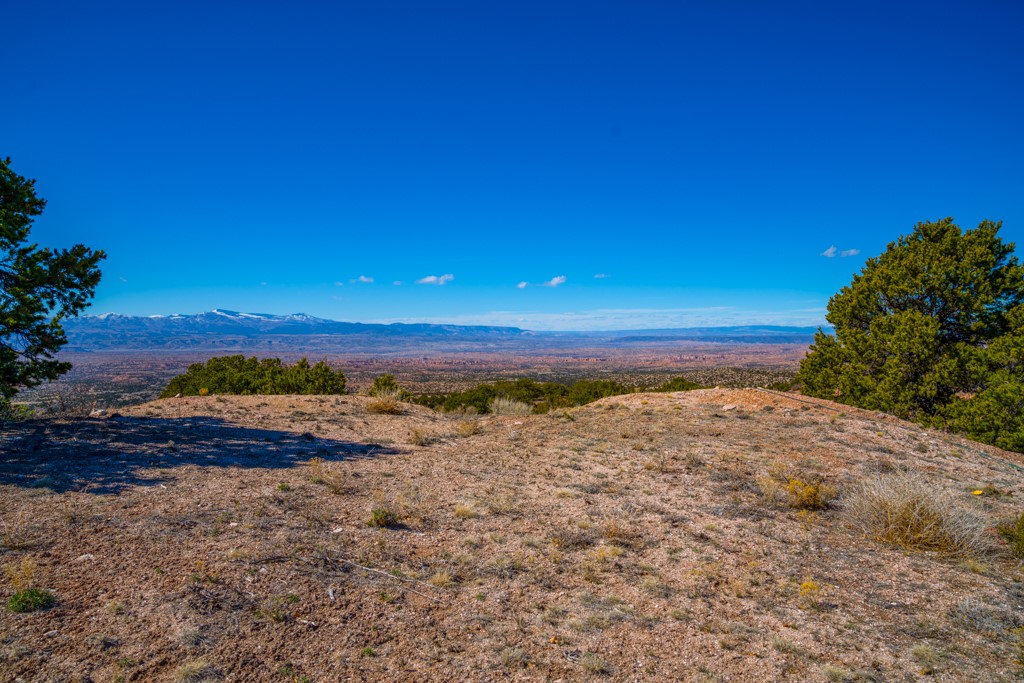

left=1, top=390, right=1022, bottom=681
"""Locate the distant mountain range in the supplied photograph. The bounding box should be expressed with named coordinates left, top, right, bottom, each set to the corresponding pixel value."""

left=63, top=310, right=824, bottom=352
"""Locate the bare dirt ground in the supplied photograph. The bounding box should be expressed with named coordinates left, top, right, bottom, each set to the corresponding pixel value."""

left=1, top=390, right=1023, bottom=682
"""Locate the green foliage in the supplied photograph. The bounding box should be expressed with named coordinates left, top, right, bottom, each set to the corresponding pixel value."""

left=412, top=377, right=631, bottom=414
left=368, top=373, right=411, bottom=399
left=0, top=158, right=105, bottom=406
left=7, top=587, right=55, bottom=613
left=797, top=218, right=1024, bottom=451
left=160, top=355, right=346, bottom=397
left=653, top=376, right=703, bottom=392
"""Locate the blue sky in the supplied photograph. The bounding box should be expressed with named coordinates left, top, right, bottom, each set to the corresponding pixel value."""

left=4, top=1, right=1022, bottom=330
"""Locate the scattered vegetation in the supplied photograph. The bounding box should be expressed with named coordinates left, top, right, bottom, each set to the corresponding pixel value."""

left=161, top=355, right=346, bottom=397
left=844, top=473, right=989, bottom=557
left=411, top=376, right=702, bottom=414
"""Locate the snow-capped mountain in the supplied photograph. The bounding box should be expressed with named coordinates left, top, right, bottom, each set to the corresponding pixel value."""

left=62, top=310, right=531, bottom=350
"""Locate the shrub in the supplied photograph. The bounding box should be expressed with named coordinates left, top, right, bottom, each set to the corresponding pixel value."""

left=161, top=355, right=346, bottom=397
left=368, top=374, right=411, bottom=399
left=654, top=376, right=703, bottom=392
left=7, top=587, right=55, bottom=613
left=489, top=396, right=533, bottom=415
left=844, top=473, right=989, bottom=557
left=367, top=388, right=403, bottom=415
left=368, top=505, right=401, bottom=528
left=413, top=377, right=634, bottom=414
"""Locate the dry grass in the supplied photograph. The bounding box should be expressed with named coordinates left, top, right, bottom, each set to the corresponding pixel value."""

left=4, top=388, right=1023, bottom=681
left=843, top=473, right=990, bottom=557
left=172, top=658, right=217, bottom=682
left=367, top=388, right=404, bottom=415
left=454, top=419, right=480, bottom=437
left=308, top=457, right=346, bottom=494
left=488, top=396, right=533, bottom=416
left=0, top=508, right=32, bottom=549
left=757, top=465, right=837, bottom=510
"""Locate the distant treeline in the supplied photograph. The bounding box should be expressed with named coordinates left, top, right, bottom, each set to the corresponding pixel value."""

left=160, top=355, right=347, bottom=398
left=410, top=376, right=702, bottom=414
left=159, top=355, right=707, bottom=411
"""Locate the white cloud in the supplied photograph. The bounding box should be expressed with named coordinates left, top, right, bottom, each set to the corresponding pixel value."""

left=350, top=275, right=374, bottom=284
left=821, top=245, right=838, bottom=258
left=593, top=273, right=608, bottom=279
left=542, top=275, right=567, bottom=287
left=334, top=281, right=344, bottom=287
left=119, top=277, right=128, bottom=283
left=393, top=280, right=403, bottom=286
left=840, top=248, right=860, bottom=257
left=416, top=273, right=454, bottom=285
left=516, top=281, right=528, bottom=289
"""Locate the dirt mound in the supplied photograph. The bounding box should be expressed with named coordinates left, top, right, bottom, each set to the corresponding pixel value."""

left=1, top=390, right=1022, bottom=681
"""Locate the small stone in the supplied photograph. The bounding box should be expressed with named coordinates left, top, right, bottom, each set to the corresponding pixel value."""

left=722, top=404, right=737, bottom=411
left=89, top=409, right=107, bottom=418
left=44, top=630, right=59, bottom=638
left=75, top=554, right=95, bottom=562
left=175, top=393, right=182, bottom=398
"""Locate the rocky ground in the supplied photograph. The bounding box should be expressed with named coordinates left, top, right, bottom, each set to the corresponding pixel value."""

left=1, top=389, right=1022, bottom=682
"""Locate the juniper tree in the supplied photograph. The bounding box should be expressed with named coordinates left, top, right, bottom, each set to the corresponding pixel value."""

left=797, top=217, right=1024, bottom=450
left=0, top=157, right=105, bottom=405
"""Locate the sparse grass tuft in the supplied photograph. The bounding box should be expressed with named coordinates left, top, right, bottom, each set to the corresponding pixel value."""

left=367, top=388, right=404, bottom=415
left=427, top=571, right=454, bottom=588
left=172, top=658, right=218, bottom=682
left=844, top=473, right=989, bottom=557
left=454, top=419, right=480, bottom=437
left=911, top=643, right=943, bottom=674
left=489, top=396, right=533, bottom=416
left=758, top=465, right=836, bottom=510
left=368, top=505, right=401, bottom=528
left=579, top=652, right=612, bottom=674
left=998, top=511, right=1024, bottom=558
left=308, top=457, right=346, bottom=494
left=1, top=509, right=32, bottom=549
left=499, top=646, right=529, bottom=668
left=408, top=428, right=430, bottom=446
